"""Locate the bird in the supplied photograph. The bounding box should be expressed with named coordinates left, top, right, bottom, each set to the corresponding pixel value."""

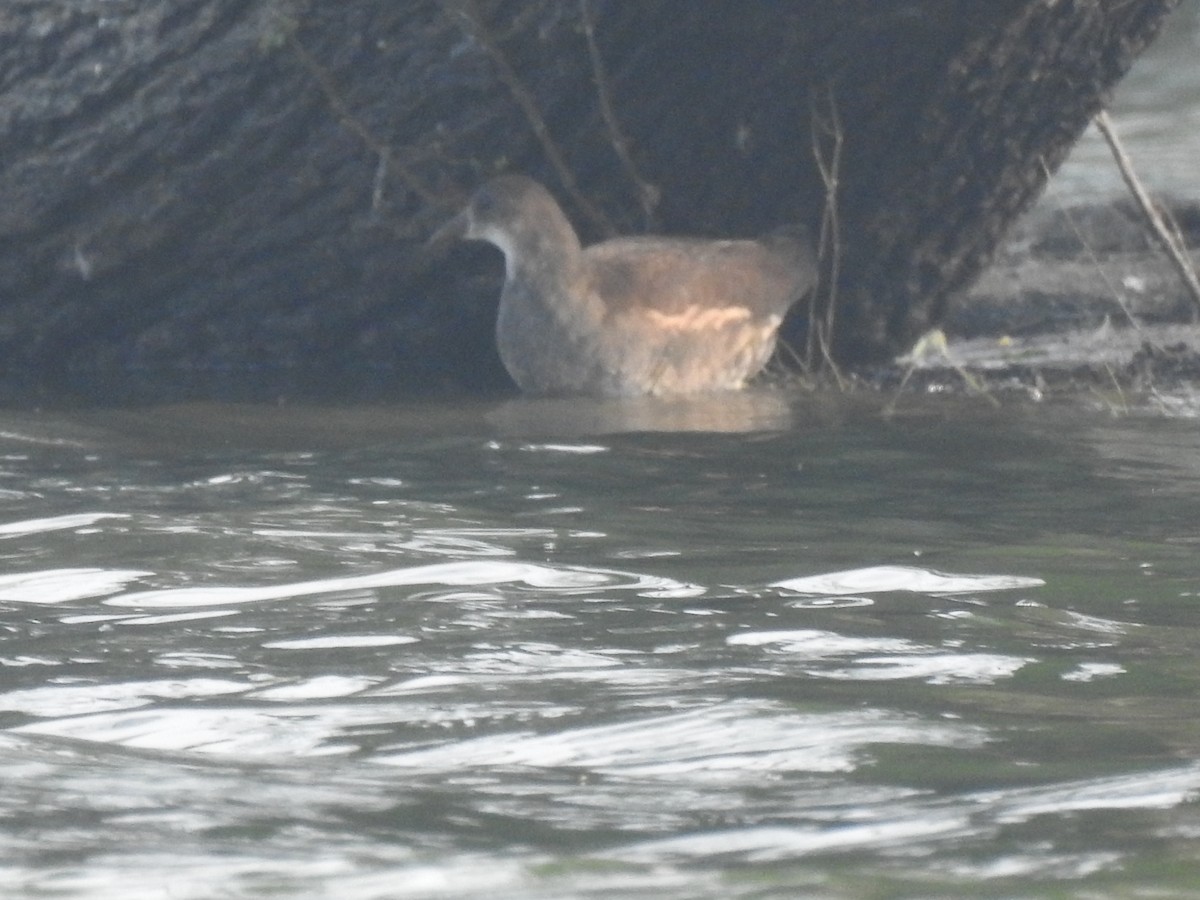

left=430, top=174, right=817, bottom=397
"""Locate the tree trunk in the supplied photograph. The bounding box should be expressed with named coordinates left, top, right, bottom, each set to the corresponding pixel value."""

left=0, top=0, right=1180, bottom=399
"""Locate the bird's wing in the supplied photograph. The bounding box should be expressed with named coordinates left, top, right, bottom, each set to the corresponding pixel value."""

left=583, top=237, right=812, bottom=325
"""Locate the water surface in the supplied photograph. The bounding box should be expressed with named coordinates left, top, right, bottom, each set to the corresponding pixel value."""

left=1051, top=0, right=1200, bottom=199
left=2, top=393, right=1200, bottom=898
left=3, top=6, right=1200, bottom=897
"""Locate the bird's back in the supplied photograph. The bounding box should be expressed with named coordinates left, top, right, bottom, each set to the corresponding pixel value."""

left=583, top=233, right=813, bottom=325
left=558, top=231, right=816, bottom=395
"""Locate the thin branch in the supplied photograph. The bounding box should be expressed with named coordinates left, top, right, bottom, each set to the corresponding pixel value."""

left=887, top=329, right=999, bottom=415
left=441, top=0, right=615, bottom=236
left=809, top=83, right=846, bottom=386
left=1040, top=158, right=1142, bottom=331
left=1094, top=109, right=1200, bottom=320
left=288, top=31, right=444, bottom=210
left=578, top=0, right=660, bottom=229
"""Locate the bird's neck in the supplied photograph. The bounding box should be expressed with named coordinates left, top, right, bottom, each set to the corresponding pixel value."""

left=503, top=214, right=583, bottom=291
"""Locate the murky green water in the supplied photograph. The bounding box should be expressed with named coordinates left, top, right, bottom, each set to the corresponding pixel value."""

left=1, top=393, right=1200, bottom=898
left=1051, top=0, right=1200, bottom=199
left=2, top=5, right=1198, bottom=898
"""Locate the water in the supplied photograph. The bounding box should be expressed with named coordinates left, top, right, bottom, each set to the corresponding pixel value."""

left=4, top=5, right=1200, bottom=898
left=1050, top=0, right=1200, bottom=199
left=1, top=393, right=1200, bottom=899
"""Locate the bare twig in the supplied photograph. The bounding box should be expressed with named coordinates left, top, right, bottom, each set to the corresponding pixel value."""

left=441, top=0, right=615, bottom=236
left=288, top=31, right=444, bottom=210
left=887, top=329, right=999, bottom=415
left=1094, top=109, right=1200, bottom=319
left=808, top=84, right=846, bottom=386
left=1040, top=158, right=1142, bottom=331
left=1099, top=361, right=1128, bottom=415
left=578, top=0, right=660, bottom=229
left=770, top=334, right=812, bottom=381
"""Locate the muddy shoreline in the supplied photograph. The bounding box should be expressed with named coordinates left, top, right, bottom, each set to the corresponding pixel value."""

left=885, top=195, right=1200, bottom=406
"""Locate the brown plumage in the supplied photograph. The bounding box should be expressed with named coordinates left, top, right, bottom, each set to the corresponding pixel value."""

left=432, top=175, right=816, bottom=397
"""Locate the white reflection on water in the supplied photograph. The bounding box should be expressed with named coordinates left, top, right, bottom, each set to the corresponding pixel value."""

left=89, top=562, right=1032, bottom=613
left=262, top=634, right=420, bottom=649
left=122, top=609, right=240, bottom=626
left=0, top=512, right=127, bottom=538
left=0, top=853, right=531, bottom=900
left=605, top=762, right=1200, bottom=870
left=251, top=675, right=382, bottom=700
left=377, top=701, right=989, bottom=778
left=980, top=763, right=1200, bottom=818
left=728, top=628, right=1032, bottom=683
left=0, top=678, right=250, bottom=717
left=1060, top=661, right=1125, bottom=682
left=815, top=652, right=1030, bottom=684
left=518, top=442, right=609, bottom=454
left=610, top=818, right=971, bottom=864
left=727, top=628, right=916, bottom=656
left=773, top=565, right=1045, bottom=595
left=103, top=561, right=706, bottom=608
left=0, top=567, right=151, bottom=604
left=13, top=699, right=579, bottom=757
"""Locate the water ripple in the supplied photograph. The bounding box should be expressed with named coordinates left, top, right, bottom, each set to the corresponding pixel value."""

left=0, top=678, right=250, bottom=717
left=14, top=699, right=579, bottom=758
left=728, top=628, right=1032, bottom=684
left=104, top=561, right=703, bottom=608
left=262, top=635, right=420, bottom=650
left=378, top=701, right=988, bottom=779
left=0, top=567, right=151, bottom=604
left=773, top=565, right=1045, bottom=596
left=0, top=512, right=128, bottom=538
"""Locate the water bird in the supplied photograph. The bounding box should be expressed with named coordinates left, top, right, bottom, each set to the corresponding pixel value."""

left=432, top=174, right=817, bottom=397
